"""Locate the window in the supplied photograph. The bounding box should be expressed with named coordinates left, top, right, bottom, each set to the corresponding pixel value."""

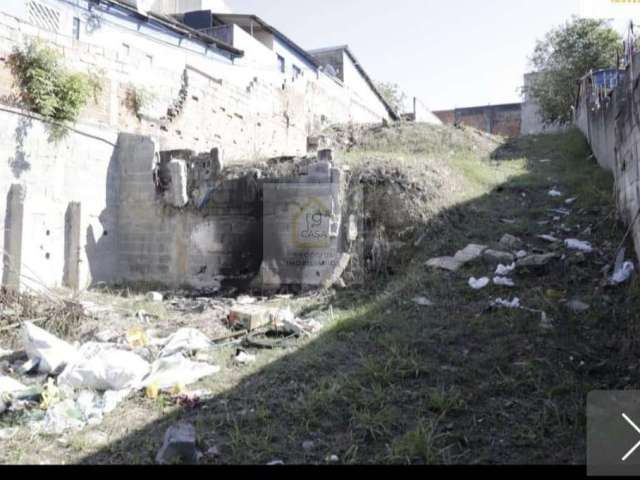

left=72, top=17, right=80, bottom=41
left=277, top=54, right=285, bottom=74
left=293, top=64, right=302, bottom=79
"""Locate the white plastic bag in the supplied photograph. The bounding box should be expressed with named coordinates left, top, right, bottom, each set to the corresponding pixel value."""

left=0, top=375, right=27, bottom=395
left=468, top=277, right=490, bottom=290
left=57, top=342, right=150, bottom=391
left=143, top=353, right=220, bottom=390
left=564, top=239, right=593, bottom=253
left=160, top=328, right=211, bottom=358
left=22, top=322, right=78, bottom=373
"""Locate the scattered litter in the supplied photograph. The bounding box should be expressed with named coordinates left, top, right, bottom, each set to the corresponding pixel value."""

left=493, top=277, right=515, bottom=287
left=548, top=189, right=562, bottom=197
left=0, top=427, right=18, bottom=440
left=468, top=277, right=490, bottom=290
left=267, top=460, right=285, bottom=465
left=22, top=321, right=78, bottom=374
left=156, top=422, right=198, bottom=465
left=57, top=342, right=150, bottom=391
left=564, top=239, right=593, bottom=253
left=565, top=197, right=577, bottom=205
left=94, top=329, right=120, bottom=343
left=537, top=234, right=560, bottom=243
left=495, top=263, right=516, bottom=276
left=491, top=298, right=521, bottom=309
left=234, top=350, right=256, bottom=365
left=143, top=353, right=220, bottom=390
left=236, top=295, right=256, bottom=305
left=516, top=250, right=527, bottom=259
left=160, top=328, right=211, bottom=358
left=412, top=296, right=434, bottom=306
left=228, top=305, right=274, bottom=331
left=145, top=292, right=163, bottom=302
left=500, top=218, right=516, bottom=225
left=610, top=261, right=635, bottom=285
left=548, top=208, right=571, bottom=216
left=39, top=399, right=85, bottom=434
left=126, top=326, right=148, bottom=348
left=327, top=454, right=339, bottom=463
left=0, top=375, right=27, bottom=395
left=565, top=300, right=590, bottom=313
left=539, top=158, right=552, bottom=163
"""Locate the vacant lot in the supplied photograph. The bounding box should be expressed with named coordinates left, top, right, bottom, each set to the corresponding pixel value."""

left=1, top=125, right=638, bottom=465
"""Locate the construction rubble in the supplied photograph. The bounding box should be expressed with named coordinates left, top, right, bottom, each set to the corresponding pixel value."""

left=0, top=287, right=327, bottom=444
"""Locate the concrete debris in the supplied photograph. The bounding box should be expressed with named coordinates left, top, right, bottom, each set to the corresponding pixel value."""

left=425, top=256, right=463, bottom=272
left=483, top=249, right=516, bottom=266
left=228, top=305, right=274, bottom=331
left=156, top=422, right=198, bottom=465
left=493, top=276, right=515, bottom=287
left=548, top=189, right=563, bottom=197
left=234, top=350, right=256, bottom=365
left=499, top=234, right=522, bottom=250
left=469, top=277, right=490, bottom=290
left=159, top=328, right=211, bottom=358
left=453, top=244, right=488, bottom=264
left=565, top=300, right=590, bottom=313
left=412, top=296, right=434, bottom=306
left=58, top=342, right=150, bottom=391
left=516, top=253, right=559, bottom=269
left=22, top=321, right=79, bottom=374
left=145, top=292, right=164, bottom=302
left=537, top=234, right=560, bottom=243
left=564, top=239, right=593, bottom=253
left=143, top=353, right=220, bottom=390
left=610, top=261, right=635, bottom=285
left=495, top=263, right=516, bottom=276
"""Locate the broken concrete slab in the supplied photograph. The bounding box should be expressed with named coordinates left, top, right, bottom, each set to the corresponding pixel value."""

left=156, top=422, right=198, bottom=464
left=228, top=305, right=274, bottom=331
left=516, top=252, right=559, bottom=269
left=483, top=249, right=516, bottom=266
left=164, top=159, right=189, bottom=208
left=425, top=257, right=463, bottom=272
left=453, top=244, right=488, bottom=264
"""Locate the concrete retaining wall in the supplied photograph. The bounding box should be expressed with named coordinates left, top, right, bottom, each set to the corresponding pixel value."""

left=575, top=53, right=640, bottom=260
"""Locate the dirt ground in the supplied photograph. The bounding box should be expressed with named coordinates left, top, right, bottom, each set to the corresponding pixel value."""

left=1, top=126, right=639, bottom=464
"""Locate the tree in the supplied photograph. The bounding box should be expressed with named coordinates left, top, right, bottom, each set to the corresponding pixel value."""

left=525, top=17, right=621, bottom=125
left=375, top=81, right=408, bottom=115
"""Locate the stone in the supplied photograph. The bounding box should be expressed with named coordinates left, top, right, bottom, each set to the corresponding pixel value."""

left=565, top=300, right=590, bottom=313
left=426, top=257, right=463, bottom=272
left=499, top=234, right=522, bottom=249
left=516, top=253, right=559, bottom=269
left=453, top=244, right=488, bottom=264
left=146, top=292, right=163, bottom=302
left=228, top=305, right=273, bottom=331
left=156, top=422, right=198, bottom=465
left=483, top=249, right=516, bottom=266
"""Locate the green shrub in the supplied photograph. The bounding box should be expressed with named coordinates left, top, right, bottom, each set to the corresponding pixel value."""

left=8, top=40, right=97, bottom=125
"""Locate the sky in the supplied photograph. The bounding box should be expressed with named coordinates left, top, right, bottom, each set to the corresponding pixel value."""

left=224, top=0, right=640, bottom=112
